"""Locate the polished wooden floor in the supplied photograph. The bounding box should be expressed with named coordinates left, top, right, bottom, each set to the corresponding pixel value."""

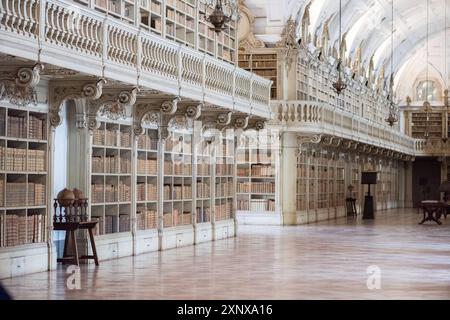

left=3, top=209, right=450, bottom=299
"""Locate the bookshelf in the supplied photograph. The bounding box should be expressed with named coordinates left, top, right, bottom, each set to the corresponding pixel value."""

left=295, top=149, right=347, bottom=223
left=238, top=51, right=278, bottom=99
left=411, top=111, right=443, bottom=139
left=196, top=135, right=212, bottom=224
left=236, top=133, right=277, bottom=214
left=0, top=106, right=48, bottom=248
left=140, top=0, right=163, bottom=34
left=93, top=0, right=136, bottom=24
left=214, top=132, right=234, bottom=222
left=90, top=121, right=133, bottom=235
left=136, top=126, right=158, bottom=231
left=163, top=130, right=193, bottom=228
left=79, top=0, right=238, bottom=64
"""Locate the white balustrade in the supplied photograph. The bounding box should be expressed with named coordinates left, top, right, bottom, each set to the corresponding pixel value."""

left=272, top=100, right=416, bottom=155
left=0, top=0, right=38, bottom=38
left=0, top=0, right=272, bottom=117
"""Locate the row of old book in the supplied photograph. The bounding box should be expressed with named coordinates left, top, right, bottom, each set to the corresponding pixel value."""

left=237, top=199, right=275, bottom=212
left=137, top=158, right=157, bottom=175
left=216, top=164, right=233, bottom=176
left=215, top=201, right=233, bottom=221
left=136, top=208, right=157, bottom=230
left=163, top=184, right=192, bottom=200
left=173, top=163, right=192, bottom=175
left=29, top=115, right=47, bottom=140
left=0, top=213, right=43, bottom=247
left=236, top=153, right=273, bottom=163
left=237, top=182, right=275, bottom=194
left=91, top=183, right=132, bottom=203
left=137, top=134, right=158, bottom=150
left=6, top=115, right=27, bottom=139
left=1, top=182, right=45, bottom=207
left=215, top=182, right=233, bottom=197
left=250, top=164, right=275, bottom=177
left=197, top=182, right=210, bottom=198
left=197, top=162, right=210, bottom=176
left=136, top=183, right=157, bottom=202
left=92, top=155, right=132, bottom=174
left=165, top=138, right=191, bottom=152
left=91, top=214, right=131, bottom=235
left=163, top=209, right=192, bottom=228
left=196, top=207, right=211, bottom=223
left=93, top=128, right=131, bottom=148
left=0, top=147, right=46, bottom=172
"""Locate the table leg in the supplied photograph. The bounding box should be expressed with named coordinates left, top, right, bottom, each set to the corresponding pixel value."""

left=419, top=209, right=427, bottom=224
left=88, top=228, right=99, bottom=266
left=62, top=231, right=69, bottom=258
left=70, top=230, right=79, bottom=266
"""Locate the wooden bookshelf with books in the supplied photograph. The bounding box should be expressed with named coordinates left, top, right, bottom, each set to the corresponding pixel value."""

left=236, top=132, right=277, bottom=214
left=0, top=105, right=48, bottom=248
left=196, top=137, right=212, bottom=224
left=75, top=0, right=238, bottom=64
left=238, top=51, right=278, bottom=99
left=90, top=121, right=132, bottom=236
left=163, top=130, right=193, bottom=228
left=215, top=132, right=234, bottom=221
left=296, top=149, right=347, bottom=222
left=136, top=126, right=159, bottom=231
left=411, top=111, right=444, bottom=139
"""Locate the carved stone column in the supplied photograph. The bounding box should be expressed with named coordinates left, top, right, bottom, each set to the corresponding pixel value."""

left=280, top=132, right=298, bottom=225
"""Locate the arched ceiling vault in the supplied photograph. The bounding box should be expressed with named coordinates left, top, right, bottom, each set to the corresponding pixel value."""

left=244, top=0, right=450, bottom=99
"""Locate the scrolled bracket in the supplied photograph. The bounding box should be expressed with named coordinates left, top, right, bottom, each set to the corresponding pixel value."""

left=0, top=63, right=43, bottom=106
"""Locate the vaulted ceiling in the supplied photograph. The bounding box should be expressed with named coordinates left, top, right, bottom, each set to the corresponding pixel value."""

left=244, top=0, right=450, bottom=102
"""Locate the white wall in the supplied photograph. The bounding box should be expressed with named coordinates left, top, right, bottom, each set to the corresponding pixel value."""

left=52, top=103, right=68, bottom=243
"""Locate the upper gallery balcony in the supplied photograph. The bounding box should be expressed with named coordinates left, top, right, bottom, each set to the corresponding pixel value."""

left=0, top=0, right=272, bottom=118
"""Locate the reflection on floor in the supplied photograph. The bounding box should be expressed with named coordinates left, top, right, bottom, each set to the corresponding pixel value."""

left=3, top=209, right=450, bottom=299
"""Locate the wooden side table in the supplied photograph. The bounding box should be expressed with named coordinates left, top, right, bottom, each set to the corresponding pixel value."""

left=53, top=198, right=99, bottom=266
left=418, top=201, right=445, bottom=225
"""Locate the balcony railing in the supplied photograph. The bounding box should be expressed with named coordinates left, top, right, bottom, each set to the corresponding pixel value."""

left=0, top=0, right=272, bottom=118
left=272, top=100, right=416, bottom=155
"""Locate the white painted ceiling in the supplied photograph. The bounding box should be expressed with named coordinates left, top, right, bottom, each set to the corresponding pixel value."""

left=244, top=0, right=450, bottom=101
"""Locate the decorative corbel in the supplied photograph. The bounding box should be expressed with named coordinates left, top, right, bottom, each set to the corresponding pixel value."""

left=332, top=137, right=342, bottom=148
left=185, top=104, right=202, bottom=120
left=234, top=115, right=250, bottom=130
left=158, top=98, right=179, bottom=141
left=0, top=63, right=43, bottom=106
left=217, top=112, right=233, bottom=126
left=87, top=87, right=138, bottom=130
left=297, top=134, right=322, bottom=146
left=276, top=19, right=300, bottom=72
left=49, top=79, right=106, bottom=128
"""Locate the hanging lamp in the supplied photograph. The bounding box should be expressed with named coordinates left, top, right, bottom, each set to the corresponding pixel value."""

left=206, top=0, right=239, bottom=34
left=332, top=0, right=347, bottom=95
left=385, top=0, right=399, bottom=126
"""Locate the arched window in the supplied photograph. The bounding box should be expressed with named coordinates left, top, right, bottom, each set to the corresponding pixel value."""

left=416, top=80, right=439, bottom=101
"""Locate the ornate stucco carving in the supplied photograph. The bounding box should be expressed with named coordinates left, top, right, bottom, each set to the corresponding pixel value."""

left=87, top=87, right=138, bottom=130
left=276, top=19, right=300, bottom=71
left=49, top=79, right=106, bottom=128
left=0, top=63, right=43, bottom=106
left=297, top=134, right=322, bottom=146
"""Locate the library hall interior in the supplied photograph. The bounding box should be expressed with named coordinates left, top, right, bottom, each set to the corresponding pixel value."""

left=0, top=0, right=450, bottom=301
